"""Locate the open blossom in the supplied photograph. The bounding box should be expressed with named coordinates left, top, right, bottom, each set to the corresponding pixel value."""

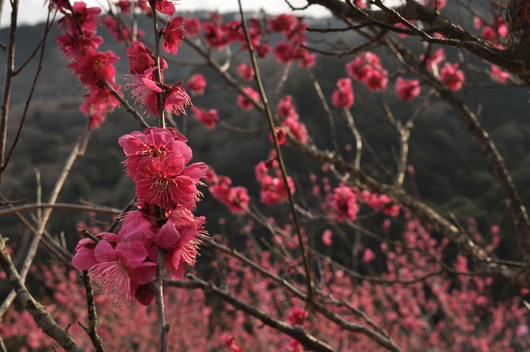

left=204, top=21, right=229, bottom=49
left=162, top=16, right=185, bottom=55
left=127, top=69, right=192, bottom=116
left=154, top=0, right=177, bottom=16
left=489, top=65, right=511, bottom=83
left=58, top=1, right=101, bottom=37
left=191, top=106, right=219, bottom=129
left=260, top=174, right=295, bottom=205
left=237, top=63, right=255, bottom=81
left=153, top=207, right=207, bottom=278
left=324, top=183, right=360, bottom=222
left=91, top=240, right=157, bottom=306
left=269, top=127, right=287, bottom=145
left=209, top=175, right=250, bottom=215
left=346, top=52, right=388, bottom=91
left=79, top=84, right=121, bottom=129
left=440, top=62, right=465, bottom=91
left=184, top=18, right=202, bottom=37
left=332, top=78, right=354, bottom=109
left=119, top=127, right=190, bottom=178
left=395, top=77, right=421, bottom=101
left=134, top=155, right=207, bottom=209
left=322, top=229, right=332, bottom=246
left=126, top=41, right=162, bottom=75
left=237, top=87, right=260, bottom=110
left=420, top=48, right=445, bottom=73
left=187, top=73, right=206, bottom=96
left=282, top=116, right=308, bottom=144
left=346, top=52, right=382, bottom=81
left=72, top=233, right=157, bottom=306
left=277, top=95, right=298, bottom=119
left=74, top=49, right=119, bottom=86
left=268, top=14, right=297, bottom=34
left=119, top=127, right=206, bottom=210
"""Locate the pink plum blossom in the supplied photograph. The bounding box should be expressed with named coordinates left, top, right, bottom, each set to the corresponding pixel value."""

left=395, top=77, right=421, bottom=101
left=332, top=78, right=354, bottom=109
left=187, top=73, right=207, bottom=96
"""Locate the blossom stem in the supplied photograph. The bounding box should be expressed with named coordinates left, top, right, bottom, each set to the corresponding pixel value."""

left=154, top=248, right=168, bottom=352
left=148, top=0, right=166, bottom=128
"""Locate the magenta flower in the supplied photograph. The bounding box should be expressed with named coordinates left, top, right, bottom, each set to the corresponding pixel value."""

left=127, top=70, right=192, bottom=116
left=237, top=63, right=255, bottom=81
left=91, top=240, right=157, bottom=306
left=268, top=14, right=297, bottom=34
left=184, top=18, right=202, bottom=37
left=277, top=95, right=298, bottom=119
left=260, top=175, right=295, bottom=205
left=154, top=0, right=177, bottom=16
left=126, top=41, right=156, bottom=74
left=332, top=78, right=354, bottom=109
left=324, top=183, right=360, bottom=222
left=162, top=16, right=185, bottom=55
left=58, top=1, right=101, bottom=37
left=440, top=62, right=465, bottom=91
left=134, top=156, right=207, bottom=209
left=72, top=232, right=122, bottom=270
left=119, top=210, right=157, bottom=243
left=187, top=74, right=207, bottom=96
left=237, top=87, right=260, bottom=110
left=203, top=21, right=229, bottom=49
left=395, top=77, right=421, bottom=101
left=74, top=49, right=120, bottom=86
left=282, top=116, right=308, bottom=144
left=191, top=106, right=219, bottom=129
left=489, top=65, right=510, bottom=84
left=119, top=127, right=191, bottom=179
left=154, top=207, right=207, bottom=278
left=346, top=52, right=382, bottom=82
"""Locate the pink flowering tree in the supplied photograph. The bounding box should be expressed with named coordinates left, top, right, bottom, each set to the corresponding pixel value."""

left=1, top=0, right=530, bottom=351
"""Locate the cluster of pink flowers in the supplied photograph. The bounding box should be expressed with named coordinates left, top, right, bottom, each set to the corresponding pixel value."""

left=187, top=73, right=207, bottom=96
left=191, top=106, right=219, bottom=129
left=324, top=183, right=360, bottom=222
left=332, top=78, right=355, bottom=109
left=439, top=62, right=465, bottom=91
left=207, top=168, right=250, bottom=215
left=255, top=151, right=295, bottom=205
left=236, top=86, right=261, bottom=110
left=276, top=95, right=308, bottom=144
left=346, top=52, right=388, bottom=92
left=324, top=184, right=400, bottom=222
left=53, top=1, right=121, bottom=129
left=237, top=63, right=255, bottom=81
left=421, top=47, right=445, bottom=74
left=269, top=14, right=316, bottom=67
left=474, top=12, right=507, bottom=45
left=72, top=128, right=208, bottom=305
left=358, top=190, right=400, bottom=217
left=126, top=41, right=191, bottom=116
left=395, top=77, right=421, bottom=101
left=201, top=13, right=268, bottom=54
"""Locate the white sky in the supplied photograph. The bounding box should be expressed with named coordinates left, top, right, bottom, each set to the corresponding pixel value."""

left=2, top=0, right=403, bottom=27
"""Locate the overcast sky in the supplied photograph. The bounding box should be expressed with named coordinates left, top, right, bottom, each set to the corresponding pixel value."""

left=1, top=0, right=403, bottom=27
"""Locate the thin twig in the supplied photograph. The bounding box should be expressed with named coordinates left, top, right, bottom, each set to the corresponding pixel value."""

left=237, top=0, right=313, bottom=303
